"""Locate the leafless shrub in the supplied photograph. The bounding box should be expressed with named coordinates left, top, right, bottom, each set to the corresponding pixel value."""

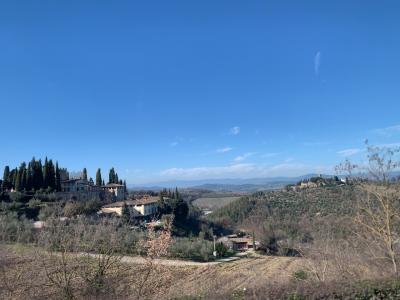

left=337, top=141, right=400, bottom=276
left=130, top=219, right=173, bottom=299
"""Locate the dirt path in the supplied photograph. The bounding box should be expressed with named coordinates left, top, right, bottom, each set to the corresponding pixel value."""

left=82, top=251, right=247, bottom=267
left=119, top=255, right=219, bottom=266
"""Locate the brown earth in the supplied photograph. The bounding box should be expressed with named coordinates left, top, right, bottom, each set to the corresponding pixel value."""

left=165, top=255, right=305, bottom=299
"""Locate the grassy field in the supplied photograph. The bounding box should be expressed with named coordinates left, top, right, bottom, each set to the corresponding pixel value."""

left=192, top=196, right=241, bottom=210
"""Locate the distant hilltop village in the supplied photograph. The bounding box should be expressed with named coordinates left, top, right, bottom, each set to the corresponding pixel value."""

left=0, top=157, right=127, bottom=202
left=285, top=175, right=348, bottom=192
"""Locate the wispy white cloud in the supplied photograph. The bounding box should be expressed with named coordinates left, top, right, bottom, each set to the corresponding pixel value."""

left=229, top=126, right=240, bottom=135
left=372, top=124, right=400, bottom=137
left=216, top=147, right=233, bottom=153
left=302, top=141, right=331, bottom=147
left=234, top=152, right=257, bottom=162
left=158, top=162, right=333, bottom=180
left=170, top=142, right=179, bottom=147
left=260, top=152, right=279, bottom=158
left=314, top=51, right=321, bottom=76
left=337, top=148, right=363, bottom=157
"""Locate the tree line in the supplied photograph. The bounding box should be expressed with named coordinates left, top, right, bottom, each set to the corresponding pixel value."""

left=1, top=157, right=62, bottom=192
left=1, top=158, right=127, bottom=193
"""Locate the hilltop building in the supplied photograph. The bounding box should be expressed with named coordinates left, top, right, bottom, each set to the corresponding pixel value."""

left=59, top=178, right=126, bottom=202
left=103, top=183, right=125, bottom=201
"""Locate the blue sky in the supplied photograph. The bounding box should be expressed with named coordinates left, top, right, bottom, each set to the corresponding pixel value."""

left=1, top=1, right=400, bottom=184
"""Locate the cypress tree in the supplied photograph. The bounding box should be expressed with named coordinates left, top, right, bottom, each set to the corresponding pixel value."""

left=96, top=168, right=102, bottom=186
left=47, top=159, right=56, bottom=190
left=108, top=168, right=116, bottom=184
left=30, top=158, right=35, bottom=189
left=121, top=202, right=130, bottom=223
left=2, top=166, right=10, bottom=191
left=115, top=172, right=119, bottom=184
left=102, top=179, right=105, bottom=186
left=14, top=169, right=21, bottom=191
left=123, top=180, right=127, bottom=192
left=32, top=159, right=38, bottom=190
left=82, top=168, right=88, bottom=181
left=12, top=168, right=18, bottom=189
left=26, top=162, right=33, bottom=191
left=22, top=168, right=28, bottom=191
left=43, top=157, right=49, bottom=189
left=55, top=162, right=61, bottom=192
left=37, top=159, right=43, bottom=189
left=18, top=162, right=26, bottom=191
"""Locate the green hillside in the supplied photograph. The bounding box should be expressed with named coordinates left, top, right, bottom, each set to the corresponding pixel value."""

left=208, top=186, right=356, bottom=225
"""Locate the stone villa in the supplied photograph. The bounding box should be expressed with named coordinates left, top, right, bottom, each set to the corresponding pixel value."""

left=101, top=196, right=159, bottom=217
left=59, top=178, right=126, bottom=201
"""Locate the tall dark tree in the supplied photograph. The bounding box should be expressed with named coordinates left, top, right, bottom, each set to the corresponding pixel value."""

left=172, top=198, right=189, bottom=224
left=121, top=202, right=130, bottom=223
left=115, top=172, right=119, bottom=184
left=123, top=180, right=127, bottom=192
left=33, top=159, right=44, bottom=190
left=47, top=159, right=56, bottom=190
left=82, top=168, right=88, bottom=181
left=2, top=166, right=10, bottom=191
left=17, top=162, right=26, bottom=191
left=26, top=162, right=33, bottom=191
left=14, top=169, right=21, bottom=192
left=55, top=162, right=61, bottom=192
left=96, top=168, right=102, bottom=186
left=22, top=168, right=28, bottom=191
left=43, top=157, right=49, bottom=189
left=108, top=168, right=116, bottom=184
left=11, top=168, right=18, bottom=189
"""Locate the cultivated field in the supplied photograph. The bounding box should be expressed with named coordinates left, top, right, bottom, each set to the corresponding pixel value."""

left=0, top=244, right=304, bottom=300
left=166, top=255, right=304, bottom=299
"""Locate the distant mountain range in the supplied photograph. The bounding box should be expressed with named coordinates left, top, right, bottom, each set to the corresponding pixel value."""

left=128, top=174, right=334, bottom=192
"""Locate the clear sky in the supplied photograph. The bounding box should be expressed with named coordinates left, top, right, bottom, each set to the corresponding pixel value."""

left=1, top=1, right=400, bottom=184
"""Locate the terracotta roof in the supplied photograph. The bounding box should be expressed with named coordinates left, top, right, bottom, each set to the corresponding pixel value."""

left=104, top=183, right=124, bottom=188
left=102, top=197, right=158, bottom=208
left=133, top=197, right=159, bottom=205
left=229, top=238, right=252, bottom=244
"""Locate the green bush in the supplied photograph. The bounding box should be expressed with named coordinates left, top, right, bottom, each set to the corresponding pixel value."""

left=215, top=242, right=228, bottom=257
left=169, top=237, right=214, bottom=261
left=0, top=212, right=35, bottom=243
left=292, top=270, right=308, bottom=281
